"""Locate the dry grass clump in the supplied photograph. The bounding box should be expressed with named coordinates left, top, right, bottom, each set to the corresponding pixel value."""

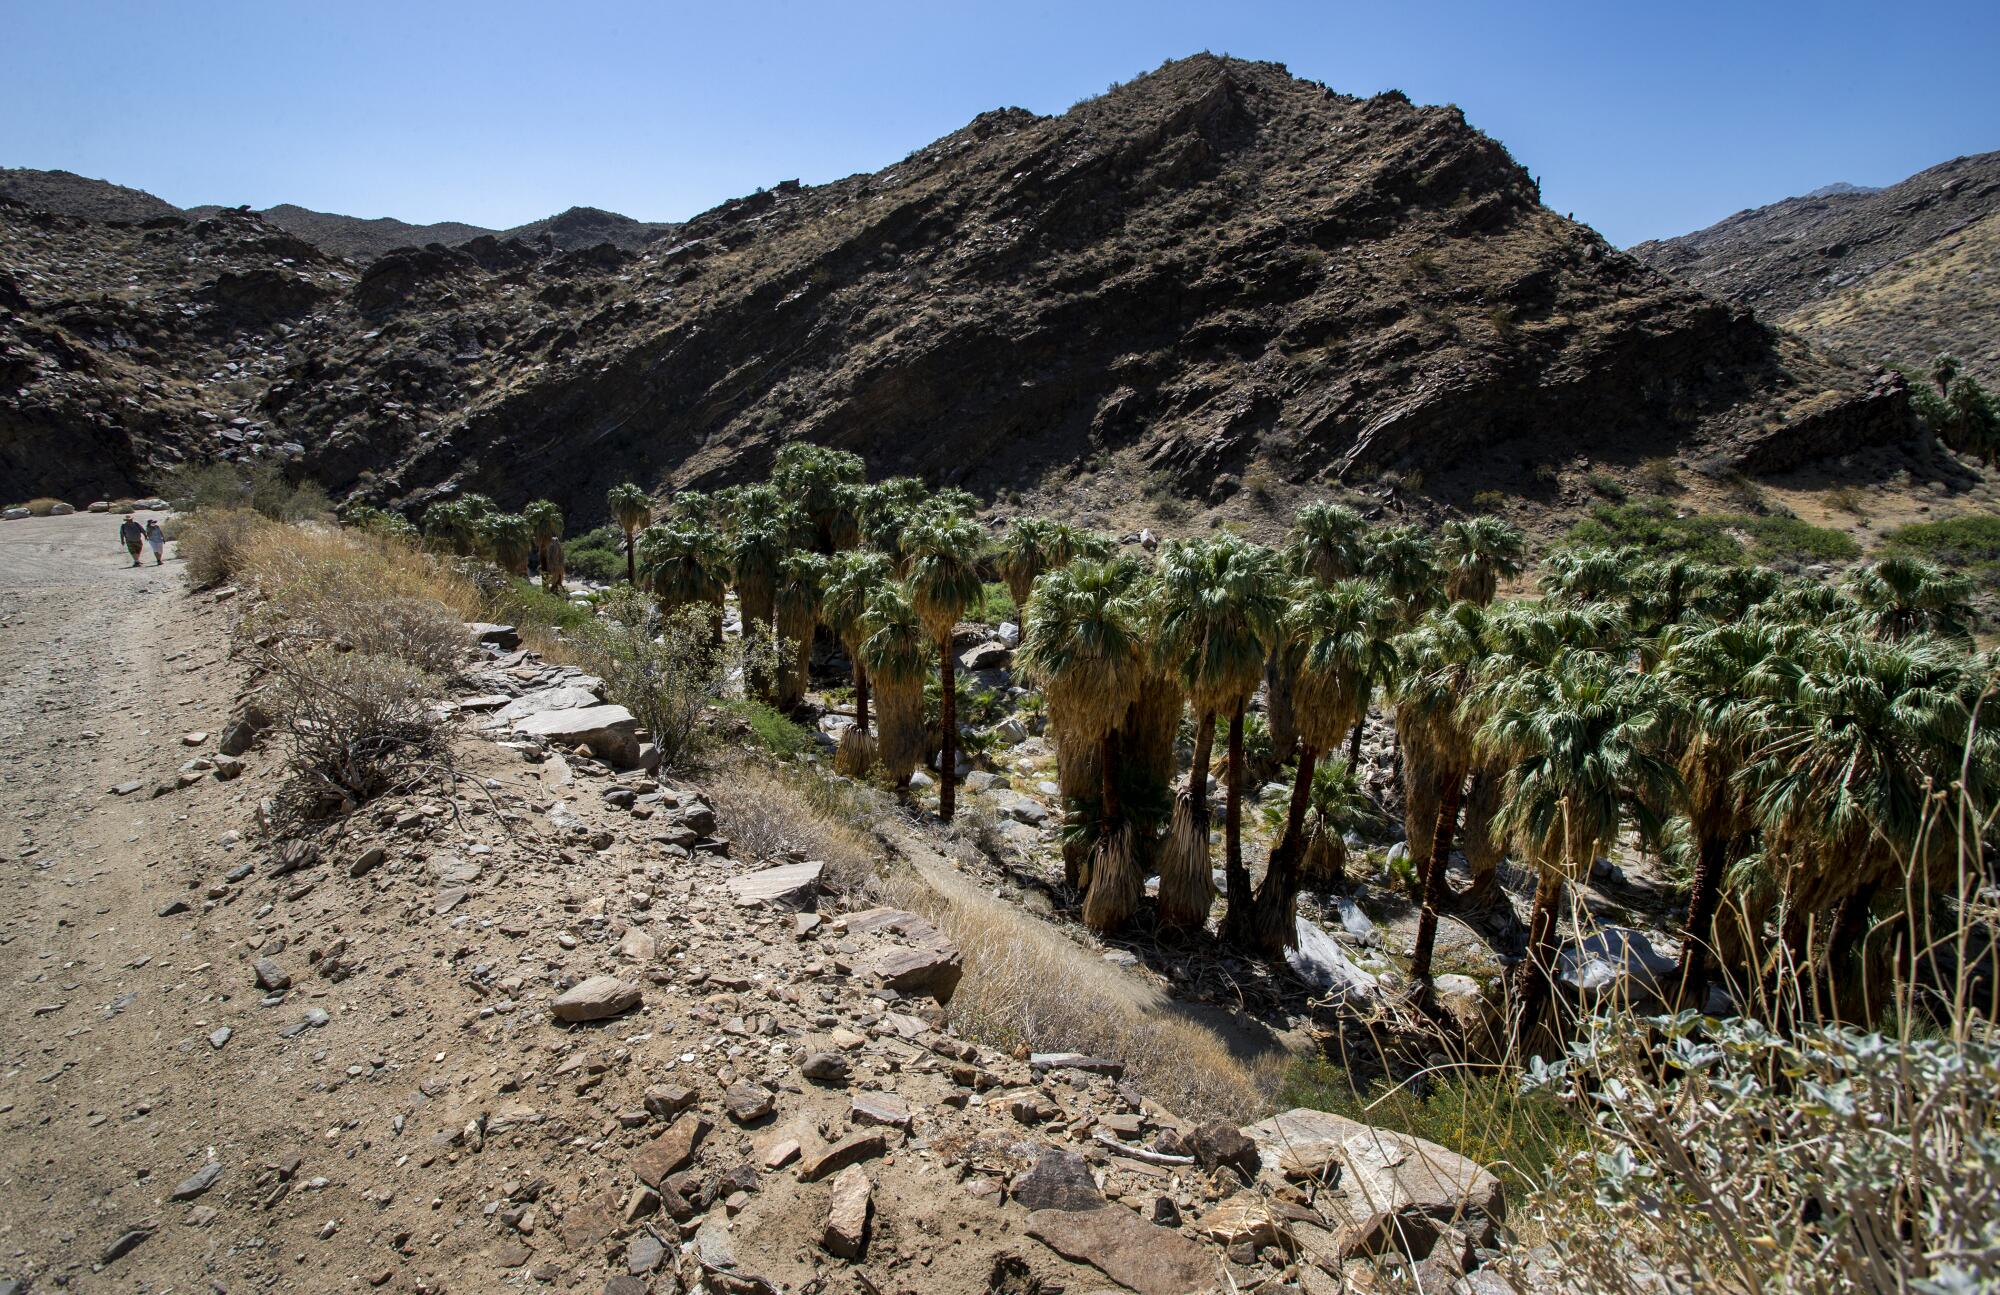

left=231, top=522, right=477, bottom=677
left=872, top=863, right=1283, bottom=1121
left=707, top=757, right=883, bottom=896
left=23, top=497, right=68, bottom=516
left=258, top=647, right=447, bottom=820
left=179, top=507, right=265, bottom=585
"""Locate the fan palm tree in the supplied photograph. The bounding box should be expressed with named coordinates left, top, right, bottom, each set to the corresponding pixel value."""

left=1250, top=579, right=1400, bottom=954
left=1477, top=652, right=1678, bottom=1048
left=1657, top=620, right=1807, bottom=1002
left=996, top=517, right=1063, bottom=613
left=857, top=478, right=933, bottom=571
left=1153, top=535, right=1286, bottom=937
left=1268, top=503, right=1375, bottom=758
left=636, top=520, right=728, bottom=641
left=1393, top=601, right=1505, bottom=988
left=822, top=550, right=892, bottom=775
left=727, top=513, right=792, bottom=700
left=1539, top=546, right=1637, bottom=607
left=1366, top=524, right=1443, bottom=625
left=606, top=483, right=652, bottom=585
left=773, top=442, right=865, bottom=551
left=857, top=582, right=929, bottom=788
left=1845, top=556, right=1977, bottom=644
left=904, top=511, right=985, bottom=821
left=1739, top=630, right=1997, bottom=1010
left=479, top=512, right=536, bottom=576
left=1438, top=516, right=1526, bottom=606
left=774, top=551, right=827, bottom=711
left=1019, top=557, right=1149, bottom=930
left=523, top=499, right=563, bottom=575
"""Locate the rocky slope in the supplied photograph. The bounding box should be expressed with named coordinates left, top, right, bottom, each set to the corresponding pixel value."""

left=0, top=513, right=1510, bottom=1294
left=1632, top=151, right=2000, bottom=384
left=5, top=56, right=1920, bottom=515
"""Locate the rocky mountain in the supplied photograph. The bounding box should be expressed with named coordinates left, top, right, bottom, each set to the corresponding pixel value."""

left=181, top=202, right=497, bottom=261
left=3, top=56, right=1919, bottom=513
left=0, top=167, right=182, bottom=223
left=1632, top=152, right=2000, bottom=385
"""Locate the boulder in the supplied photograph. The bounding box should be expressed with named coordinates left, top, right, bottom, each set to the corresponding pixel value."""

left=990, top=790, right=1049, bottom=826
left=511, top=704, right=641, bottom=768
left=465, top=622, right=521, bottom=650
left=725, top=860, right=824, bottom=911
left=1559, top=925, right=1678, bottom=1001
left=491, top=684, right=602, bottom=725
left=959, top=641, right=1013, bottom=671
left=551, top=975, right=642, bottom=1022
left=1240, top=1108, right=1503, bottom=1231
left=1286, top=916, right=1380, bottom=1001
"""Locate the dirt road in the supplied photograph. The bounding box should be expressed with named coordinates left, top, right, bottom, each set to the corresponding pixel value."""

left=0, top=514, right=262, bottom=1288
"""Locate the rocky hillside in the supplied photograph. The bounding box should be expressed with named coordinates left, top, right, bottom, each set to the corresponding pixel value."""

left=1632, top=152, right=2000, bottom=384
left=181, top=202, right=496, bottom=261
left=4, top=56, right=1920, bottom=514
left=0, top=166, right=182, bottom=223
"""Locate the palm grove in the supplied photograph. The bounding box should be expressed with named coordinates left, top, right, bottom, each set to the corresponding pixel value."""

left=364, top=442, right=1999, bottom=1044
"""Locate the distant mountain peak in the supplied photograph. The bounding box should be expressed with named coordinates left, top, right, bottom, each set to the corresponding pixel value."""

left=1802, top=181, right=1880, bottom=199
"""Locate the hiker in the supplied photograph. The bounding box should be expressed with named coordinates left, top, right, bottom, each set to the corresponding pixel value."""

left=542, top=534, right=565, bottom=595
left=118, top=514, right=144, bottom=567
left=144, top=518, right=166, bottom=565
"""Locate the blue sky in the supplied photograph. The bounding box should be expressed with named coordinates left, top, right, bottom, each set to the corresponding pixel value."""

left=6, top=0, right=1996, bottom=246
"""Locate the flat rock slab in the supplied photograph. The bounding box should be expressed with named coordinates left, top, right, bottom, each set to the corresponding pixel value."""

left=725, top=861, right=824, bottom=911
left=799, top=1131, right=885, bottom=1182
left=848, top=1091, right=911, bottom=1130
left=634, top=1114, right=711, bottom=1189
left=491, top=684, right=602, bottom=725
left=822, top=1164, right=873, bottom=1260
left=552, top=975, right=642, bottom=1023
left=466, top=622, right=521, bottom=649
left=170, top=1161, right=224, bottom=1201
left=1027, top=1205, right=1218, bottom=1295
left=1241, top=1107, right=1503, bottom=1225
left=511, top=704, right=640, bottom=766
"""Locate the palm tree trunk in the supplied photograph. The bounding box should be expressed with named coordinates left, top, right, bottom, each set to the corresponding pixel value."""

left=1511, top=868, right=1566, bottom=1051
left=1672, top=830, right=1728, bottom=1007
left=1221, top=701, right=1254, bottom=944
left=1249, top=743, right=1319, bottom=955
left=1347, top=714, right=1365, bottom=769
left=1408, top=771, right=1466, bottom=990
left=938, top=643, right=957, bottom=821
left=854, top=659, right=870, bottom=736
left=624, top=529, right=636, bottom=585
left=1082, top=727, right=1138, bottom=933
left=1157, top=710, right=1216, bottom=933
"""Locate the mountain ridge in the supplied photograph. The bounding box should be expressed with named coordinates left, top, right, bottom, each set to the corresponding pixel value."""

left=2, top=55, right=1923, bottom=516
left=1631, top=151, right=2000, bottom=384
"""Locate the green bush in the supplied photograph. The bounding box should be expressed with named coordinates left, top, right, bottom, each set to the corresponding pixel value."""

left=1731, top=512, right=1861, bottom=565
left=488, top=579, right=593, bottom=634
left=1882, top=514, right=2000, bottom=590
left=1279, top=1059, right=1582, bottom=1197
left=975, top=581, right=1018, bottom=625
left=1560, top=500, right=1744, bottom=564
left=570, top=605, right=724, bottom=773
left=1586, top=471, right=1628, bottom=502
left=726, top=697, right=818, bottom=761
left=165, top=461, right=331, bottom=522
left=565, top=523, right=626, bottom=584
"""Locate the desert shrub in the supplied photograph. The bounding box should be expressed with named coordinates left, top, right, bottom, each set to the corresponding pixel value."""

left=263, top=648, right=445, bottom=818
left=489, top=579, right=593, bottom=634
left=1472, top=489, right=1509, bottom=512
left=1519, top=1011, right=2000, bottom=1294
left=165, top=460, right=330, bottom=522
left=564, top=524, right=625, bottom=584
left=1882, top=514, right=2000, bottom=591
left=570, top=605, right=723, bottom=773
left=1585, top=470, right=1628, bottom=502
left=1718, top=467, right=1767, bottom=510
left=1732, top=512, right=1861, bottom=565
left=708, top=756, right=879, bottom=893
left=22, top=497, right=68, bottom=516
left=1824, top=483, right=1868, bottom=516
left=1561, top=500, right=1744, bottom=564
left=976, top=581, right=1019, bottom=626
left=178, top=507, right=266, bottom=585
left=726, top=697, right=818, bottom=761
left=1637, top=457, right=1680, bottom=494
left=236, top=527, right=471, bottom=677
